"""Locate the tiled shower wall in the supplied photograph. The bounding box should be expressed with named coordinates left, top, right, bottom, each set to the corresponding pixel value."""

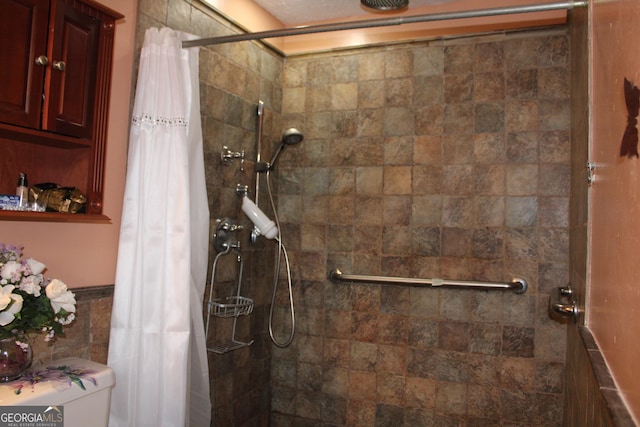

left=272, top=28, right=571, bottom=426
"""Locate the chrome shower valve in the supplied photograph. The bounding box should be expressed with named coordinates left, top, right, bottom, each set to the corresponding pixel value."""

left=221, top=146, right=245, bottom=171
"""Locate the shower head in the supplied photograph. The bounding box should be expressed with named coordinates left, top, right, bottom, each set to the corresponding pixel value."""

left=361, top=0, right=408, bottom=11
left=280, top=128, right=304, bottom=146
left=257, top=128, right=304, bottom=172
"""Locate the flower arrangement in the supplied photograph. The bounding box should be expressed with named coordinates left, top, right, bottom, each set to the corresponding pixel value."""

left=0, top=243, right=76, bottom=342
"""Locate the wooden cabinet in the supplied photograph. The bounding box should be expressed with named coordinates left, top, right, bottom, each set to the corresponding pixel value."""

left=0, top=0, right=123, bottom=221
left=0, top=0, right=49, bottom=130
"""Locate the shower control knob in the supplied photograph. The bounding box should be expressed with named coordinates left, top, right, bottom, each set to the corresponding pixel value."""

left=213, top=218, right=244, bottom=252
left=221, top=146, right=245, bottom=171
left=229, top=224, right=244, bottom=232
left=219, top=220, right=243, bottom=232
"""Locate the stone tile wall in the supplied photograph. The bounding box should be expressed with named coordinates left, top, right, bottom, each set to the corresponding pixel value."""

left=31, top=286, right=113, bottom=366
left=273, top=28, right=571, bottom=426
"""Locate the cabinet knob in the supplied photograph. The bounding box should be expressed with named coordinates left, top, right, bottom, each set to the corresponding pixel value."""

left=34, top=55, right=49, bottom=66
left=52, top=61, right=66, bottom=71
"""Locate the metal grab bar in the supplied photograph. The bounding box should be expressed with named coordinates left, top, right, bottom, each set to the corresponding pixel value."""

left=549, top=285, right=578, bottom=319
left=328, top=269, right=527, bottom=294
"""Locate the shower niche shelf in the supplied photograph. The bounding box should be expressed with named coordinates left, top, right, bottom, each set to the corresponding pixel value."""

left=205, top=218, right=254, bottom=354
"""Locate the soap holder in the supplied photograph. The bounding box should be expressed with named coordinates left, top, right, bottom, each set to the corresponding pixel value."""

left=209, top=296, right=254, bottom=318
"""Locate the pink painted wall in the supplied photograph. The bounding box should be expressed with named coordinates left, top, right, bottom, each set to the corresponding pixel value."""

left=589, top=0, right=640, bottom=422
left=0, top=0, right=138, bottom=288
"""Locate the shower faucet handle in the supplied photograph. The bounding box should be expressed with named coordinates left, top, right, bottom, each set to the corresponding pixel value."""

left=220, top=221, right=244, bottom=232
left=213, top=217, right=244, bottom=253
left=221, top=146, right=245, bottom=171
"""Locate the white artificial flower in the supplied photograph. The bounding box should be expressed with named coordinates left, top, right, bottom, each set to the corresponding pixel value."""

left=0, top=261, right=21, bottom=281
left=56, top=313, right=75, bottom=325
left=25, top=258, right=46, bottom=275
left=0, top=285, right=15, bottom=310
left=42, top=327, right=55, bottom=342
left=19, top=275, right=42, bottom=297
left=0, top=288, right=23, bottom=326
left=45, top=279, right=76, bottom=314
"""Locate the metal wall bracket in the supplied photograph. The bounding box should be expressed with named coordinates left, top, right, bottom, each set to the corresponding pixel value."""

left=549, top=285, right=579, bottom=320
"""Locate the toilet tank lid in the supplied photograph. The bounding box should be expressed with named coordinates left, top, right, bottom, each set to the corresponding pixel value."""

left=0, top=357, right=115, bottom=406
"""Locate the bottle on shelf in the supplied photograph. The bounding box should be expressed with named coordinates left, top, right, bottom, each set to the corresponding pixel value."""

left=16, top=173, right=28, bottom=208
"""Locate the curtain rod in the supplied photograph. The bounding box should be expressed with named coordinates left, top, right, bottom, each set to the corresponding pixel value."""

left=182, top=1, right=587, bottom=48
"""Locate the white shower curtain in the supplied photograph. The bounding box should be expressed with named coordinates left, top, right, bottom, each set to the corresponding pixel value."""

left=107, top=27, right=211, bottom=427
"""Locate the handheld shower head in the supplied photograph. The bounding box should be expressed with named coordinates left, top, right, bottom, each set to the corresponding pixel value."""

left=281, top=128, right=304, bottom=146
left=256, top=128, right=304, bottom=172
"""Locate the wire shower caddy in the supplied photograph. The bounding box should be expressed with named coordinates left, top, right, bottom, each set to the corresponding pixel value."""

left=205, top=218, right=254, bottom=354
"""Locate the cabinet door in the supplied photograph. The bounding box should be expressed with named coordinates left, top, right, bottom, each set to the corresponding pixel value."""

left=44, top=0, right=100, bottom=139
left=0, top=0, right=49, bottom=129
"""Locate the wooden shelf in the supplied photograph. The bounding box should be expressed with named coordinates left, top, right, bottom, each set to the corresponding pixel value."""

left=0, top=123, right=92, bottom=149
left=0, top=210, right=111, bottom=223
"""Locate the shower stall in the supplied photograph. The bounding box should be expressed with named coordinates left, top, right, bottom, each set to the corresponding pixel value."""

left=139, top=1, right=580, bottom=425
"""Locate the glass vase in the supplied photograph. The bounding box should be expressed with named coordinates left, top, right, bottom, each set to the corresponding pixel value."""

left=0, top=336, right=33, bottom=382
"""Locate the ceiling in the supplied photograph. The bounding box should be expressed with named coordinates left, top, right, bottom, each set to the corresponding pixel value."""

left=252, top=0, right=462, bottom=25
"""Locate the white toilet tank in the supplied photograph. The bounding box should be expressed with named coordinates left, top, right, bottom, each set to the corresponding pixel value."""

left=0, top=357, right=115, bottom=427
